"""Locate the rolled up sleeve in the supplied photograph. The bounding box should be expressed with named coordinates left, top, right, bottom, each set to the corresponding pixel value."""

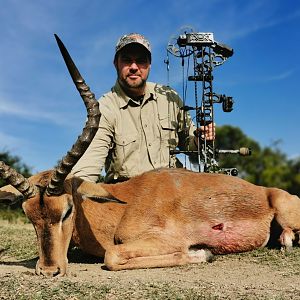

left=71, top=102, right=114, bottom=182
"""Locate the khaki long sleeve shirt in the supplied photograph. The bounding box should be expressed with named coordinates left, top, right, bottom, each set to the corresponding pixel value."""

left=71, top=81, right=197, bottom=182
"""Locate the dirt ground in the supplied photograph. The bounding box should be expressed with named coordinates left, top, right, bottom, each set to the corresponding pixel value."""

left=1, top=222, right=300, bottom=299
left=1, top=247, right=300, bottom=299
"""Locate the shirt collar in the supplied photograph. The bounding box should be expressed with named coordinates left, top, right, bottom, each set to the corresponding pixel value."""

left=113, top=81, right=156, bottom=109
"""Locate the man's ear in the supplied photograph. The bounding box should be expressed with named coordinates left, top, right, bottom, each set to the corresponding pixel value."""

left=113, top=50, right=118, bottom=65
left=113, top=58, right=118, bottom=70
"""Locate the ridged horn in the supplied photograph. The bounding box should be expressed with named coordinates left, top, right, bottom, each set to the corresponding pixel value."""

left=0, top=161, right=38, bottom=198
left=46, top=34, right=101, bottom=196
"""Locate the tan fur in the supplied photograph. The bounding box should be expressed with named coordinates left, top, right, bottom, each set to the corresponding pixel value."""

left=2, top=168, right=300, bottom=275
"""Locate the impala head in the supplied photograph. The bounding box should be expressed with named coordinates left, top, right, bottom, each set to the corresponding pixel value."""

left=0, top=34, right=100, bottom=277
left=21, top=171, right=75, bottom=277
left=0, top=166, right=78, bottom=277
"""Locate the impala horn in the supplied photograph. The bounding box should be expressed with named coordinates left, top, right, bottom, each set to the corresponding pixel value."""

left=0, top=161, right=38, bottom=198
left=46, top=34, right=101, bottom=196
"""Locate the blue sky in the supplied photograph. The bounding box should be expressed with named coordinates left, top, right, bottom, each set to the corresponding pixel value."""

left=0, top=0, right=299, bottom=173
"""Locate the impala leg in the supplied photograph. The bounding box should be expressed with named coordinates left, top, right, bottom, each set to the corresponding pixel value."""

left=269, top=190, right=300, bottom=250
left=104, top=238, right=213, bottom=271
left=279, top=228, right=295, bottom=252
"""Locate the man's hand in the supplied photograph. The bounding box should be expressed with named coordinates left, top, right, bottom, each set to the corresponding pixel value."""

left=194, top=122, right=216, bottom=141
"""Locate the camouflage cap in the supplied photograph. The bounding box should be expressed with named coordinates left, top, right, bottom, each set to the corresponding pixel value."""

left=115, top=33, right=151, bottom=54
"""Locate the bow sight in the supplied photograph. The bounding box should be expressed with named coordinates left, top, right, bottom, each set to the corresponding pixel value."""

left=167, top=29, right=251, bottom=176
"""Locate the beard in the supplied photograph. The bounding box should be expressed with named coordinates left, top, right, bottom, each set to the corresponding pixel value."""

left=119, top=71, right=147, bottom=87
left=117, top=72, right=148, bottom=97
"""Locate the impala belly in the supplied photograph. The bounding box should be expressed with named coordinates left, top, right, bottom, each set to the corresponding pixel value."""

left=187, top=218, right=272, bottom=254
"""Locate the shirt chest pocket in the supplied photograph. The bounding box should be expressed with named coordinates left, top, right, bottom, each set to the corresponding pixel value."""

left=159, top=117, right=177, bottom=146
left=114, top=133, right=139, bottom=163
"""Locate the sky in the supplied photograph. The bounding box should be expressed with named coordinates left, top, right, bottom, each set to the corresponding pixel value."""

left=0, top=0, right=299, bottom=173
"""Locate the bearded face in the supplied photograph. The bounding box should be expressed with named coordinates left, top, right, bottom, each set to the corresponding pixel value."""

left=114, top=44, right=151, bottom=98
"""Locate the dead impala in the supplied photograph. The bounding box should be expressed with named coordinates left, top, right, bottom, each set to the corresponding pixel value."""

left=0, top=36, right=300, bottom=277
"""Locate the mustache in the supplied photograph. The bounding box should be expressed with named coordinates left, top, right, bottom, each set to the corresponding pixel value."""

left=127, top=71, right=141, bottom=76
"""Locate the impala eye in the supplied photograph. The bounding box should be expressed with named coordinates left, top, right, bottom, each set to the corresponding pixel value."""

left=62, top=205, right=73, bottom=222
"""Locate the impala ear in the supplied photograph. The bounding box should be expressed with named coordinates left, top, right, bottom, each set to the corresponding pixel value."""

left=0, top=185, right=24, bottom=205
left=71, top=177, right=127, bottom=204
left=81, top=194, right=127, bottom=204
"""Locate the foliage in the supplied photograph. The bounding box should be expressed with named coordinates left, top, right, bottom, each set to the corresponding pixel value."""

left=216, top=125, right=300, bottom=194
left=215, top=125, right=261, bottom=181
left=287, top=157, right=300, bottom=195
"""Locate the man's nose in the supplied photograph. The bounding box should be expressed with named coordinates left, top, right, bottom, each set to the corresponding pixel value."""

left=129, top=62, right=139, bottom=72
left=129, top=61, right=139, bottom=69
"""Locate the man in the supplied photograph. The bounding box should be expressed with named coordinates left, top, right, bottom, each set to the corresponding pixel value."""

left=71, top=33, right=214, bottom=183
